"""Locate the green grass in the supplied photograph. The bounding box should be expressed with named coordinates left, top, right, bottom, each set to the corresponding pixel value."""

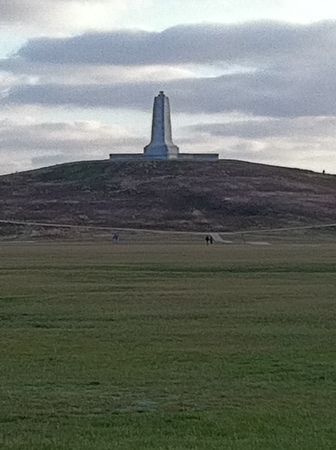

left=1, top=243, right=336, bottom=449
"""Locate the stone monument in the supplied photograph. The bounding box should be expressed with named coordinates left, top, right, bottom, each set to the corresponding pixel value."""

left=143, top=91, right=179, bottom=160
left=109, top=91, right=219, bottom=161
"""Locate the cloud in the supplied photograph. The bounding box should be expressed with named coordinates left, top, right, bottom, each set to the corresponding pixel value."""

left=1, top=20, right=336, bottom=175
left=0, top=72, right=19, bottom=89
left=0, top=118, right=142, bottom=151
left=3, top=69, right=336, bottom=118
left=1, top=0, right=59, bottom=23
left=179, top=119, right=336, bottom=173
left=2, top=21, right=336, bottom=118
left=12, top=21, right=336, bottom=65
left=187, top=117, right=336, bottom=139
left=2, top=0, right=336, bottom=36
left=0, top=0, right=149, bottom=33
left=0, top=117, right=145, bottom=173
left=0, top=57, right=195, bottom=85
left=0, top=112, right=335, bottom=176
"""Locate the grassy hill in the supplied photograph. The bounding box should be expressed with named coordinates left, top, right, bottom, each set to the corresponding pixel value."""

left=0, top=159, right=335, bottom=232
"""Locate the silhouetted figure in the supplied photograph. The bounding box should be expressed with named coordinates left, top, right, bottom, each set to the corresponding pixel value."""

left=205, top=235, right=210, bottom=245
left=209, top=236, right=214, bottom=245
left=323, top=170, right=325, bottom=175
left=113, top=233, right=119, bottom=244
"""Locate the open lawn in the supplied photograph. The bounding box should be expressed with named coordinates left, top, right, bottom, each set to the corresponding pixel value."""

left=1, top=242, right=336, bottom=449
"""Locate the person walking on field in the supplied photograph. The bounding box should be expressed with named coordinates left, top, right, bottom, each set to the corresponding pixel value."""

left=205, top=235, right=210, bottom=245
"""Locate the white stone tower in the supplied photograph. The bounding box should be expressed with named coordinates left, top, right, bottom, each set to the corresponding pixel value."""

left=144, top=91, right=179, bottom=160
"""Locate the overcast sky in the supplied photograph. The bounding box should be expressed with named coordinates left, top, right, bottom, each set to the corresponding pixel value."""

left=1, top=0, right=336, bottom=174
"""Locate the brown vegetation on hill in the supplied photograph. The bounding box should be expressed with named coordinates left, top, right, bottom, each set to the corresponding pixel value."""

left=0, top=160, right=335, bottom=232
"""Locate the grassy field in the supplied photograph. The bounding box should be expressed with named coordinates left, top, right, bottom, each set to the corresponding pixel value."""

left=1, top=241, right=336, bottom=449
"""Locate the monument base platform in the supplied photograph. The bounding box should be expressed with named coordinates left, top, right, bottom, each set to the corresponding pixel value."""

left=109, top=153, right=219, bottom=161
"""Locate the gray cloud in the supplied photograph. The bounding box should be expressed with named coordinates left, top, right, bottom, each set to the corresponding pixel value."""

left=0, top=118, right=145, bottom=174
left=0, top=0, right=135, bottom=33
left=179, top=125, right=336, bottom=173
left=0, top=119, right=143, bottom=151
left=2, top=21, right=336, bottom=117
left=0, top=0, right=84, bottom=29
left=0, top=0, right=66, bottom=23
left=4, top=69, right=336, bottom=117
left=187, top=117, right=336, bottom=139
left=1, top=20, right=336, bottom=175
left=0, top=114, right=335, bottom=176
left=13, top=21, right=336, bottom=66
left=2, top=82, right=156, bottom=110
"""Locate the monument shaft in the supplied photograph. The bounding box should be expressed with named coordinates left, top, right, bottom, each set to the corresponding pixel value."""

left=144, top=91, right=179, bottom=159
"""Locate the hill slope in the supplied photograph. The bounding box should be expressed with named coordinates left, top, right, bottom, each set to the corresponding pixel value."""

left=0, top=160, right=335, bottom=232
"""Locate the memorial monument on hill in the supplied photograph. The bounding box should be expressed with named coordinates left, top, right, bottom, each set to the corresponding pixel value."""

left=110, top=91, right=219, bottom=161
left=144, top=91, right=179, bottom=159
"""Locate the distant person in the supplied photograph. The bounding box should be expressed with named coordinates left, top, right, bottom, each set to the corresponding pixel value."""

left=113, top=233, right=119, bottom=244
left=205, top=235, right=210, bottom=245
left=209, top=235, right=214, bottom=245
